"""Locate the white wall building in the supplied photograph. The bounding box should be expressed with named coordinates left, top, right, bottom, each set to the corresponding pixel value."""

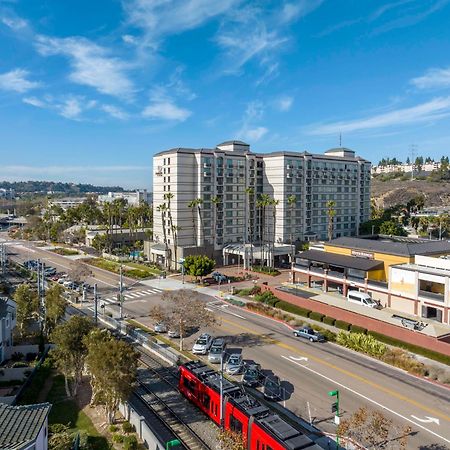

left=0, top=297, right=16, bottom=364
left=98, top=189, right=152, bottom=206
left=148, top=141, right=371, bottom=267
left=372, top=161, right=441, bottom=174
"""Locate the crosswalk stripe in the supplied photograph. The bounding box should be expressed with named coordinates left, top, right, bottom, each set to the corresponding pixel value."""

left=134, top=292, right=146, bottom=297
left=144, top=289, right=155, bottom=294
left=124, top=294, right=134, bottom=299
left=127, top=293, right=140, bottom=298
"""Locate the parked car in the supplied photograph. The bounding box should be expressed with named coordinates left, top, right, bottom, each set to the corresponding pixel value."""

left=225, top=353, right=244, bottom=375
left=263, top=375, right=282, bottom=400
left=208, top=338, right=226, bottom=363
left=192, top=333, right=213, bottom=354
left=154, top=323, right=167, bottom=333
left=211, top=272, right=228, bottom=283
left=63, top=280, right=73, bottom=287
left=293, top=327, right=325, bottom=342
left=44, top=267, right=57, bottom=276
left=242, top=363, right=263, bottom=387
left=168, top=329, right=180, bottom=338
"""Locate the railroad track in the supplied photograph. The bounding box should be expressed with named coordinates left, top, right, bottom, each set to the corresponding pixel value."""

left=136, top=376, right=210, bottom=450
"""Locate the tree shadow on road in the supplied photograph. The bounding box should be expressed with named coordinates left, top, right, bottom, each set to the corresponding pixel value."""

left=419, top=445, right=450, bottom=450
left=225, top=332, right=276, bottom=347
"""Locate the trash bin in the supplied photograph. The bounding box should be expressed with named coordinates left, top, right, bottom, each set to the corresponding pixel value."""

left=231, top=286, right=235, bottom=294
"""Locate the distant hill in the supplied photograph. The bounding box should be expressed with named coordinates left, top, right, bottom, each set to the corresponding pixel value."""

left=371, top=177, right=450, bottom=209
left=0, top=181, right=125, bottom=195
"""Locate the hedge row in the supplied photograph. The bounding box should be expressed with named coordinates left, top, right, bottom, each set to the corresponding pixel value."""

left=259, top=290, right=450, bottom=365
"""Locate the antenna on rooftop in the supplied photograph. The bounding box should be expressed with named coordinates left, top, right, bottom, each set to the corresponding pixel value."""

left=339, top=132, right=342, bottom=147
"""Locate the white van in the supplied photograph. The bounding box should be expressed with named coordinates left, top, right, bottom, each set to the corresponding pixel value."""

left=347, top=291, right=379, bottom=308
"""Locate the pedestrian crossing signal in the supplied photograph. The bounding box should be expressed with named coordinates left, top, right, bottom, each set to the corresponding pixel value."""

left=331, top=402, right=338, bottom=413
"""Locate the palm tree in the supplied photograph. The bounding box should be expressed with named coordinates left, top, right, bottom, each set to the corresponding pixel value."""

left=256, top=194, right=271, bottom=268
left=156, top=203, right=170, bottom=269
left=269, top=198, right=279, bottom=268
left=287, top=195, right=296, bottom=264
left=326, top=200, right=336, bottom=242
left=245, top=187, right=255, bottom=269
left=211, top=196, right=221, bottom=259
left=164, top=193, right=175, bottom=270
left=188, top=198, right=203, bottom=248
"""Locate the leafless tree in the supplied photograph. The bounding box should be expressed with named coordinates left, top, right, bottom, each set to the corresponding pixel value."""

left=149, top=289, right=218, bottom=350
left=69, top=262, right=92, bottom=283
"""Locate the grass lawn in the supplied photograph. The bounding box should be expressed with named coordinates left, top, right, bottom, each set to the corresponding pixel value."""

left=86, top=258, right=158, bottom=279
left=51, top=247, right=79, bottom=256
left=47, top=375, right=110, bottom=450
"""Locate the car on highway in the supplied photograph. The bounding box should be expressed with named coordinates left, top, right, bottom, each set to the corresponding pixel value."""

left=225, top=353, right=244, bottom=375
left=242, top=363, right=263, bottom=387
left=263, top=375, right=281, bottom=401
left=192, top=333, right=213, bottom=354
left=154, top=323, right=167, bottom=333
left=293, top=327, right=325, bottom=342
left=208, top=338, right=226, bottom=363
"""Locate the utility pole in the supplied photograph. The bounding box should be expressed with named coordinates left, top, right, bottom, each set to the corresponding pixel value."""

left=119, top=264, right=124, bottom=320
left=220, top=351, right=225, bottom=429
left=410, top=144, right=417, bottom=181
left=0, top=243, right=6, bottom=275
left=93, top=283, right=98, bottom=325
left=328, top=389, right=340, bottom=449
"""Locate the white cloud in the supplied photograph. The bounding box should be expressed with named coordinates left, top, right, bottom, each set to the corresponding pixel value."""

left=1, top=15, right=27, bottom=30
left=411, top=66, right=450, bottom=90
left=35, top=35, right=134, bottom=98
left=307, top=97, right=450, bottom=135
left=22, top=96, right=46, bottom=108
left=142, top=100, right=191, bottom=121
left=370, top=0, right=415, bottom=21
left=59, top=98, right=83, bottom=120
left=278, top=0, right=324, bottom=24
left=0, top=69, right=41, bottom=93
left=237, top=101, right=268, bottom=141
left=241, top=126, right=268, bottom=141
left=101, top=104, right=129, bottom=120
left=275, top=95, right=293, bottom=111
left=122, top=34, right=137, bottom=44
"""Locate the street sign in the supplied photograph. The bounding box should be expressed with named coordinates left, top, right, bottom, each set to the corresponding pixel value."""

left=331, top=402, right=338, bottom=413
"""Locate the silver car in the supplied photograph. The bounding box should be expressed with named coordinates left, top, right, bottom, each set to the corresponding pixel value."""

left=192, top=333, right=213, bottom=355
left=154, top=323, right=167, bottom=333
left=225, top=353, right=244, bottom=375
left=208, top=338, right=226, bottom=364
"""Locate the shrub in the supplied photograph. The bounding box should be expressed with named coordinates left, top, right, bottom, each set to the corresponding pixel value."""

left=25, top=353, right=37, bottom=362
left=11, top=352, right=24, bottom=362
left=252, top=266, right=281, bottom=276
left=254, top=291, right=279, bottom=307
left=123, top=435, right=138, bottom=450
left=237, top=286, right=261, bottom=297
left=335, top=320, right=351, bottom=331
left=350, top=325, right=367, bottom=334
left=322, top=316, right=336, bottom=326
left=309, top=311, right=325, bottom=322
left=112, top=434, right=124, bottom=443
left=122, top=421, right=136, bottom=433
left=310, top=324, right=337, bottom=342
left=382, top=348, right=426, bottom=376
left=109, top=424, right=118, bottom=433
left=368, top=331, right=450, bottom=366
left=337, top=332, right=386, bottom=357
left=276, top=301, right=311, bottom=317
left=12, top=361, right=28, bottom=368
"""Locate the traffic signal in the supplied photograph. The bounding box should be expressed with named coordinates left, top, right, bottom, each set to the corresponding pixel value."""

left=331, top=402, right=338, bottom=413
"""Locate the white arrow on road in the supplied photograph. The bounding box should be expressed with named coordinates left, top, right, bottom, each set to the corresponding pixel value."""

left=283, top=355, right=308, bottom=362
left=411, top=415, right=440, bottom=425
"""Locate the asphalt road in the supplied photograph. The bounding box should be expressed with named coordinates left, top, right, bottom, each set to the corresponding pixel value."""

left=3, top=233, right=450, bottom=449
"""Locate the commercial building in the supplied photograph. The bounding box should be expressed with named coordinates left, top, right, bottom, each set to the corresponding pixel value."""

left=98, top=189, right=152, bottom=206
left=0, top=403, right=51, bottom=450
left=147, top=141, right=371, bottom=267
left=292, top=235, right=450, bottom=324
left=0, top=188, right=15, bottom=200
left=47, top=197, right=86, bottom=210
left=372, top=161, right=441, bottom=174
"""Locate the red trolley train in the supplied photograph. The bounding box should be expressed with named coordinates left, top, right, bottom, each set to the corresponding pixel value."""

left=179, top=361, right=324, bottom=450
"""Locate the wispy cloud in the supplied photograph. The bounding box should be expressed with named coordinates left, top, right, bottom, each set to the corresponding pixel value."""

left=411, top=66, right=450, bottom=90
left=307, top=97, right=450, bottom=135
left=274, top=95, right=294, bottom=112
left=35, top=35, right=135, bottom=98
left=316, top=18, right=362, bottom=37
left=237, top=101, right=268, bottom=141
left=0, top=69, right=41, bottom=93
left=101, top=104, right=129, bottom=120
left=1, top=15, right=27, bottom=30
left=142, top=87, right=191, bottom=121
left=278, top=0, right=324, bottom=24
left=369, top=0, right=415, bottom=21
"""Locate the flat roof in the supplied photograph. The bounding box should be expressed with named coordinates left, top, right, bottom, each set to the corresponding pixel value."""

left=296, top=249, right=384, bottom=271
left=327, top=236, right=450, bottom=257
left=392, top=263, right=450, bottom=278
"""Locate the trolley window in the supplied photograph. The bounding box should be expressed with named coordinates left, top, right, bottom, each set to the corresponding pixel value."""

left=230, top=415, right=243, bottom=434
left=183, top=377, right=196, bottom=393
left=202, top=393, right=210, bottom=409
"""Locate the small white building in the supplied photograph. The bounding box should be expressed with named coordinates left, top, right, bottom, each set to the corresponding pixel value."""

left=0, top=403, right=51, bottom=450
left=389, top=255, right=450, bottom=324
left=0, top=297, right=16, bottom=364
left=98, top=189, right=152, bottom=206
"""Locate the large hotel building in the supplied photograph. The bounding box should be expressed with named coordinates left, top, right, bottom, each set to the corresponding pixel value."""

left=146, top=140, right=371, bottom=268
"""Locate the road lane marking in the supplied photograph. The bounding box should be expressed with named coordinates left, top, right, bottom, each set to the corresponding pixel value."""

left=220, top=316, right=450, bottom=424
left=411, top=415, right=440, bottom=425
left=290, top=356, right=308, bottom=362
left=281, top=355, right=450, bottom=445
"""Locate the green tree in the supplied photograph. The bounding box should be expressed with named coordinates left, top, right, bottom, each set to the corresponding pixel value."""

left=326, top=200, right=336, bottom=241
left=150, top=289, right=217, bottom=351
left=50, top=316, right=95, bottom=397
left=379, top=221, right=407, bottom=236
left=92, top=233, right=108, bottom=252
left=183, top=254, right=215, bottom=281
left=84, top=329, right=139, bottom=423
left=44, top=284, right=67, bottom=336
left=14, top=283, right=39, bottom=337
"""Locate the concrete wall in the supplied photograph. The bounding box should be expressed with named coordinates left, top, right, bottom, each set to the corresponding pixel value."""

left=119, top=402, right=165, bottom=450
left=0, top=367, right=30, bottom=381
left=262, top=285, right=450, bottom=356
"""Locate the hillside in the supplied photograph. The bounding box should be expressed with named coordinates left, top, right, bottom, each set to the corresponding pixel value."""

left=371, top=178, right=450, bottom=209
left=0, top=181, right=125, bottom=195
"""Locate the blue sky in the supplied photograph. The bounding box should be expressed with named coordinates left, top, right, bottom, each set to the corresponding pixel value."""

left=1, top=0, right=450, bottom=189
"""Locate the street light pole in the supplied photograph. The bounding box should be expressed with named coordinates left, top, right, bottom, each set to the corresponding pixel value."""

left=119, top=264, right=124, bottom=320
left=93, top=283, right=98, bottom=325
left=220, top=351, right=224, bottom=429
left=328, top=389, right=340, bottom=448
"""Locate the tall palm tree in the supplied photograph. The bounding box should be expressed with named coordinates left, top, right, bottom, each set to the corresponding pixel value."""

left=188, top=198, right=203, bottom=248
left=211, top=196, right=221, bottom=259
left=164, top=193, right=176, bottom=270
left=188, top=200, right=198, bottom=247
left=287, top=195, right=296, bottom=264
left=269, top=198, right=279, bottom=268
left=156, top=203, right=170, bottom=269
left=326, top=200, right=336, bottom=242
left=256, top=194, right=271, bottom=268
left=245, top=187, right=255, bottom=269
